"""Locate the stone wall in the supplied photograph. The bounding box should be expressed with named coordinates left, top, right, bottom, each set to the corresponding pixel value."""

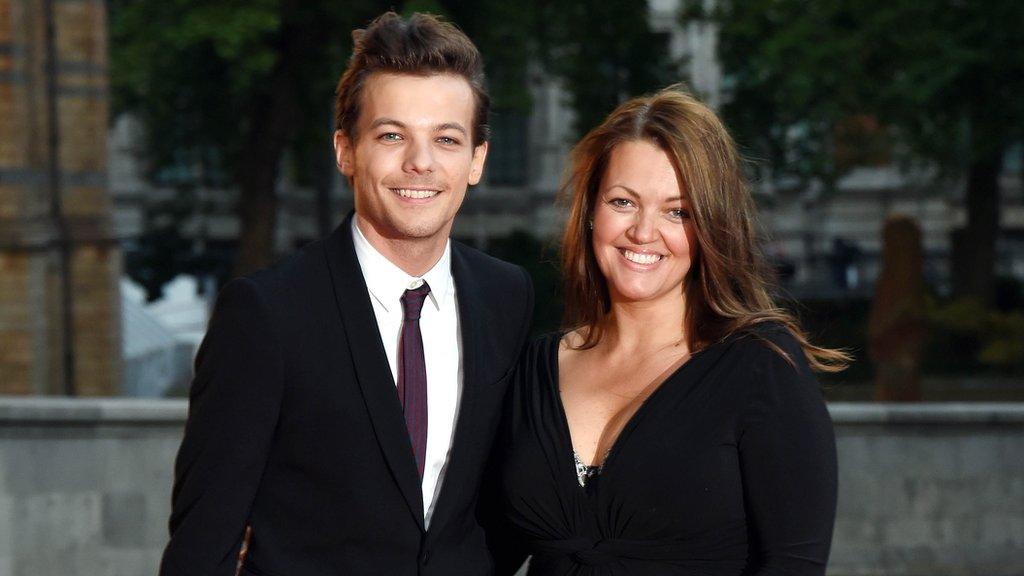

left=0, top=399, right=1021, bottom=576
left=828, top=404, right=1024, bottom=575
left=0, top=398, right=182, bottom=575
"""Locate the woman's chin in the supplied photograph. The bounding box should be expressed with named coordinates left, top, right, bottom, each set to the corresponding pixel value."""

left=608, top=283, right=682, bottom=305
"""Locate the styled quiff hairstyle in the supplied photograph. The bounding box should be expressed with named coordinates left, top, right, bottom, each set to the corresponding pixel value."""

left=561, top=85, right=848, bottom=372
left=334, top=11, right=490, bottom=146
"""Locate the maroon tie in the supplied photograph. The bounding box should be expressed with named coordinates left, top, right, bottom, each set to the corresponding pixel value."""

left=399, top=282, right=431, bottom=478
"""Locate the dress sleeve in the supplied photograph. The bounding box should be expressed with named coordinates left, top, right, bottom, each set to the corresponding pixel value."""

left=737, top=330, right=838, bottom=576
left=160, top=277, right=285, bottom=576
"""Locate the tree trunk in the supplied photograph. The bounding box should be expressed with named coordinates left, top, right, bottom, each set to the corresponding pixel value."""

left=232, top=5, right=312, bottom=278
left=232, top=63, right=300, bottom=277
left=952, top=147, right=1003, bottom=304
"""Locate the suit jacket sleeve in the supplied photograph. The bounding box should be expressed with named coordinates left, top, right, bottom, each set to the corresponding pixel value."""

left=488, top=265, right=534, bottom=576
left=160, top=277, right=285, bottom=576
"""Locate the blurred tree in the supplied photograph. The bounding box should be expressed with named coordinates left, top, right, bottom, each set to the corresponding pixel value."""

left=111, top=1, right=541, bottom=282
left=702, top=0, right=1024, bottom=303
left=439, top=1, right=536, bottom=114
left=111, top=0, right=390, bottom=277
left=537, top=0, right=677, bottom=136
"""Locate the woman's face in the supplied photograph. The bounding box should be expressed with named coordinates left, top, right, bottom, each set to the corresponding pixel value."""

left=591, top=140, right=697, bottom=306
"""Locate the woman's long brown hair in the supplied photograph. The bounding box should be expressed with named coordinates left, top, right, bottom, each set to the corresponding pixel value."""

left=560, top=86, right=849, bottom=372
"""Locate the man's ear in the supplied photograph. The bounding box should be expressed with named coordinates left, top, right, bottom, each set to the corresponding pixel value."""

left=334, top=130, right=355, bottom=177
left=468, top=141, right=489, bottom=185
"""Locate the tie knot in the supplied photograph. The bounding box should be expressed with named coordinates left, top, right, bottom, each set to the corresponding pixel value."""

left=400, top=281, right=431, bottom=321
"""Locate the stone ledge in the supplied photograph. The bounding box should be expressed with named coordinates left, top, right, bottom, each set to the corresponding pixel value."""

left=0, top=397, right=187, bottom=424
left=828, top=402, right=1024, bottom=425
left=1, top=398, right=1023, bottom=425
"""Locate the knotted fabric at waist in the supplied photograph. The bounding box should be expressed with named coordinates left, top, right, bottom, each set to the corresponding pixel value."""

left=530, top=536, right=735, bottom=567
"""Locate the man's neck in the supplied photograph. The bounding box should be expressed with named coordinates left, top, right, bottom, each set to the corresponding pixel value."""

left=356, top=217, right=449, bottom=277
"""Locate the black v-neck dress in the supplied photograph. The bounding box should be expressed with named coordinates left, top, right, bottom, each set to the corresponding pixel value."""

left=498, top=325, right=837, bottom=576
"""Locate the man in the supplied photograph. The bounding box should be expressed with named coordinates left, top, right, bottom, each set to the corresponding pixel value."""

left=160, top=12, right=533, bottom=576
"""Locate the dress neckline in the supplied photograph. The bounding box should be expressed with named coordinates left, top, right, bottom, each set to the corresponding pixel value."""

left=547, top=332, right=706, bottom=493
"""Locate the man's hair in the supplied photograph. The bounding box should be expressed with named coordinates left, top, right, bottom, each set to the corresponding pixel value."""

left=334, top=11, right=490, bottom=146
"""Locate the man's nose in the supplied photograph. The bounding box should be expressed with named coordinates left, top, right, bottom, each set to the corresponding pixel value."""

left=403, top=138, right=435, bottom=174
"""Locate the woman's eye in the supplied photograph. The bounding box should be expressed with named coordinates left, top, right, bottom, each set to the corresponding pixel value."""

left=609, top=198, right=633, bottom=209
left=668, top=208, right=690, bottom=220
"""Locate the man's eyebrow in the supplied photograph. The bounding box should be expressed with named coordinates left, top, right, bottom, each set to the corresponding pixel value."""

left=435, top=122, right=468, bottom=136
left=365, top=118, right=468, bottom=137
left=367, top=118, right=406, bottom=131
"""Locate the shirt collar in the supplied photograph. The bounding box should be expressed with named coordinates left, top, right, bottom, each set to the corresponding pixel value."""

left=351, top=214, right=453, bottom=313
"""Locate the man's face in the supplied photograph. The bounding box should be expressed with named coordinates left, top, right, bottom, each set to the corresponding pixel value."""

left=334, top=72, right=488, bottom=244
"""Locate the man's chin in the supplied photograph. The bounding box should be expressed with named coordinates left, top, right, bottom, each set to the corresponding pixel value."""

left=380, top=216, right=450, bottom=242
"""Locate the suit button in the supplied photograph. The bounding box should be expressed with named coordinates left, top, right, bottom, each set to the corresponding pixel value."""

left=420, top=550, right=431, bottom=565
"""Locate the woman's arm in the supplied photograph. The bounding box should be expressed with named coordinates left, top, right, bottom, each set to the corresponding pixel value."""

left=737, top=330, right=838, bottom=576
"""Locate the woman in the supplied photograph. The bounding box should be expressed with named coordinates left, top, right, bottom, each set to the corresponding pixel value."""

left=498, top=87, right=849, bottom=576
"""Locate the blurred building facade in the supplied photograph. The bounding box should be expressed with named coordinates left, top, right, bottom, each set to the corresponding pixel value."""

left=0, top=0, right=121, bottom=395
left=107, top=0, right=1024, bottom=303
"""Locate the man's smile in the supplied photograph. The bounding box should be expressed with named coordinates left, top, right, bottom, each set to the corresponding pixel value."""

left=392, top=187, right=441, bottom=200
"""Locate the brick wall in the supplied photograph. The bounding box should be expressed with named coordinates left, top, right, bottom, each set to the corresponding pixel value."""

left=0, top=0, right=121, bottom=395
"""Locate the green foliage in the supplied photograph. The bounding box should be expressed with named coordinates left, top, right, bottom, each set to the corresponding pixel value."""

left=111, top=0, right=276, bottom=173
left=873, top=0, right=1023, bottom=164
left=110, top=0, right=541, bottom=182
left=110, top=1, right=385, bottom=176
left=437, top=1, right=537, bottom=113
left=538, top=0, right=678, bottom=137
left=929, top=297, right=1024, bottom=373
left=702, top=0, right=1024, bottom=186
left=402, top=0, right=447, bottom=18
left=699, top=0, right=864, bottom=186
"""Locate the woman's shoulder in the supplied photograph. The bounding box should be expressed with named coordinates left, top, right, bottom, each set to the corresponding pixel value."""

left=525, top=329, right=590, bottom=356
left=525, top=331, right=564, bottom=356
left=514, top=332, right=562, bottom=378
left=738, top=320, right=800, bottom=346
left=722, top=321, right=808, bottom=373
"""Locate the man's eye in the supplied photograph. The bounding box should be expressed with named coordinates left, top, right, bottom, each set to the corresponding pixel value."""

left=437, top=136, right=460, bottom=146
left=379, top=132, right=403, bottom=141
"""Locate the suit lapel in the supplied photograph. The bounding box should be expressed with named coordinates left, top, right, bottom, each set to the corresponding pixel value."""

left=323, top=214, right=425, bottom=531
left=426, top=244, right=495, bottom=534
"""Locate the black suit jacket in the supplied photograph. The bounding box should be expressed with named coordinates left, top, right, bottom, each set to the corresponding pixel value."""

left=160, top=214, right=534, bottom=576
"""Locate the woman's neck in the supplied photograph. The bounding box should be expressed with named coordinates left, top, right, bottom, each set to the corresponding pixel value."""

left=597, top=294, right=689, bottom=355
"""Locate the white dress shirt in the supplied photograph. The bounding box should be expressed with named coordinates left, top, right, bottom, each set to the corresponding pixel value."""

left=351, top=215, right=463, bottom=528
